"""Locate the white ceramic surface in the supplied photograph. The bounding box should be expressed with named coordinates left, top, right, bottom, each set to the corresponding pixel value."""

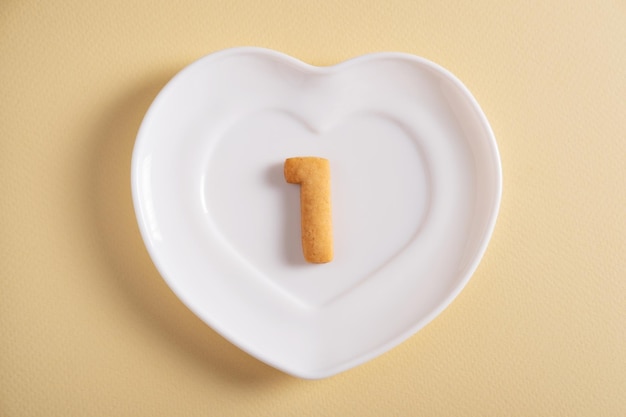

left=131, top=47, right=502, bottom=379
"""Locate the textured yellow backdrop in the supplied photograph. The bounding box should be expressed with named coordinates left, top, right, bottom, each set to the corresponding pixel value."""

left=1, top=1, right=625, bottom=415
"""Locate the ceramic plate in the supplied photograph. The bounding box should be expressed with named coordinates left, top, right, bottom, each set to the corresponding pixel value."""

left=131, top=47, right=501, bottom=378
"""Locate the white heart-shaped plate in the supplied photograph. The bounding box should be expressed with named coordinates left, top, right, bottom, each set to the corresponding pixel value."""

left=131, top=47, right=501, bottom=379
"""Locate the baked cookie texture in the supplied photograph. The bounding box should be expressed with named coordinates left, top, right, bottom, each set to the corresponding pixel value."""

left=284, top=157, right=333, bottom=264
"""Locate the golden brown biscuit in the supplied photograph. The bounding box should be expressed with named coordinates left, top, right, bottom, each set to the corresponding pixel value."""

left=284, top=157, right=333, bottom=263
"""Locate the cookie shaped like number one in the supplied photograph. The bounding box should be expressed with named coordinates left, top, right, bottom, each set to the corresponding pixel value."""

left=284, top=157, right=333, bottom=264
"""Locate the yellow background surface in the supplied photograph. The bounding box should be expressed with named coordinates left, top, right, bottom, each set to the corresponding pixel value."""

left=2, top=1, right=625, bottom=415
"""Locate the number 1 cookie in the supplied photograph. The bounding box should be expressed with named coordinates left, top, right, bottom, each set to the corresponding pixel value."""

left=284, top=157, right=333, bottom=264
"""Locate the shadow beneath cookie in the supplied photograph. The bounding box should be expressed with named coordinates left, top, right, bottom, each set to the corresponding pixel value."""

left=265, top=163, right=307, bottom=266
left=88, top=71, right=288, bottom=385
